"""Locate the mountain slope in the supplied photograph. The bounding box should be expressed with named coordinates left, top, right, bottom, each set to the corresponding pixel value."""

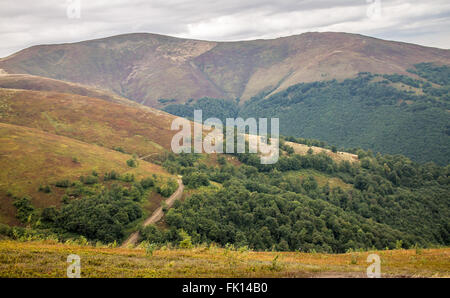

left=0, top=73, right=144, bottom=107
left=0, top=87, right=177, bottom=157
left=1, top=32, right=449, bottom=107
left=0, top=122, right=172, bottom=226
left=164, top=66, right=450, bottom=164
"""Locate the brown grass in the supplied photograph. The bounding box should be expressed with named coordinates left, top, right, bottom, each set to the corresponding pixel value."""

left=0, top=240, right=448, bottom=278
left=0, top=88, right=177, bottom=157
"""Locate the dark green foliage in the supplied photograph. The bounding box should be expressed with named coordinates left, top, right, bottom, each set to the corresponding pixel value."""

left=156, top=179, right=178, bottom=197
left=56, top=185, right=143, bottom=243
left=140, top=177, right=154, bottom=189
left=182, top=172, right=210, bottom=188
left=80, top=175, right=98, bottom=185
left=18, top=171, right=158, bottom=243
left=55, top=179, right=70, bottom=188
left=38, top=184, right=51, bottom=193
left=164, top=97, right=239, bottom=123
left=13, top=197, right=35, bottom=223
left=150, top=146, right=449, bottom=252
left=217, top=156, right=227, bottom=165
left=158, top=98, right=176, bottom=104
left=121, top=173, right=135, bottom=182
left=104, top=170, right=120, bottom=181
left=127, top=158, right=137, bottom=168
left=408, top=63, right=450, bottom=86
left=41, top=206, right=58, bottom=223
left=0, top=223, right=11, bottom=236
left=113, top=146, right=125, bottom=153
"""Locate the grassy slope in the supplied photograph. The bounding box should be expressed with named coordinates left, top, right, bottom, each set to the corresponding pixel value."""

left=285, top=141, right=359, bottom=163
left=0, top=73, right=178, bottom=113
left=0, top=122, right=172, bottom=225
left=0, top=240, right=448, bottom=277
left=0, top=88, right=176, bottom=157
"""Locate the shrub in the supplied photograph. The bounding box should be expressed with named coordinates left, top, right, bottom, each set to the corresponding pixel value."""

left=41, top=207, right=58, bottom=222
left=157, top=179, right=178, bottom=197
left=13, top=197, right=35, bottom=223
left=122, top=173, right=135, bottom=182
left=217, top=156, right=227, bottom=165
left=113, top=147, right=125, bottom=153
left=55, top=179, right=70, bottom=188
left=104, top=170, right=120, bottom=181
left=140, top=177, right=154, bottom=189
left=38, top=185, right=51, bottom=193
left=179, top=230, right=192, bottom=248
left=182, top=172, right=210, bottom=188
left=127, top=158, right=137, bottom=168
left=81, top=175, right=98, bottom=185
left=0, top=223, right=11, bottom=236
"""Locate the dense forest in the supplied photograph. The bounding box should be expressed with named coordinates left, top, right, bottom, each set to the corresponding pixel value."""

left=2, top=131, right=448, bottom=253
left=0, top=167, right=178, bottom=244
left=140, top=140, right=449, bottom=253
left=163, top=63, right=450, bottom=165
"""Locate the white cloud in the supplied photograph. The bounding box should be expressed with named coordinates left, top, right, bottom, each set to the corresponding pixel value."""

left=0, top=0, right=449, bottom=58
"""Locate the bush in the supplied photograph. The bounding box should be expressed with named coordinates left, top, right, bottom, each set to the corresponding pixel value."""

left=81, top=175, right=98, bottom=185
left=56, top=187, right=143, bottom=243
left=182, top=172, right=210, bottom=188
left=140, top=177, right=155, bottom=189
left=0, top=223, right=11, bottom=236
left=104, top=170, right=120, bottom=181
left=127, top=159, right=137, bottom=168
left=157, top=179, right=178, bottom=197
left=13, top=197, right=35, bottom=223
left=178, top=230, right=192, bottom=248
left=122, top=173, right=135, bottom=182
left=41, top=207, right=58, bottom=222
left=38, top=185, right=51, bottom=193
left=217, top=156, right=227, bottom=165
left=55, top=179, right=70, bottom=188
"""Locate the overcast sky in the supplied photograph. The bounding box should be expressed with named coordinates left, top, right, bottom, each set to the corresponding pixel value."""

left=1, top=0, right=449, bottom=58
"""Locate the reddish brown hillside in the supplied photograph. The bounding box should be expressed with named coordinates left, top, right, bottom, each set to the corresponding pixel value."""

left=0, top=88, right=177, bottom=156
left=1, top=32, right=448, bottom=107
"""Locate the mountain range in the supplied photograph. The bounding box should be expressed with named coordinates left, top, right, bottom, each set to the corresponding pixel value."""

left=1, top=32, right=449, bottom=107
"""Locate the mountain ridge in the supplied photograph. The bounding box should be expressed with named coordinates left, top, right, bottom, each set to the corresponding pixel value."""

left=1, top=31, right=449, bottom=107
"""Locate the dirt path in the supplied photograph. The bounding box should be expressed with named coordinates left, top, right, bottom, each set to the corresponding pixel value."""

left=121, top=178, right=184, bottom=247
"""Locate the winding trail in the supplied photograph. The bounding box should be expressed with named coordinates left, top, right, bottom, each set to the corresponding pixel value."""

left=121, top=178, right=184, bottom=247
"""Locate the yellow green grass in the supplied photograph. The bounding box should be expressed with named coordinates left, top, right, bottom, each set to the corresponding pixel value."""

left=0, top=240, right=448, bottom=278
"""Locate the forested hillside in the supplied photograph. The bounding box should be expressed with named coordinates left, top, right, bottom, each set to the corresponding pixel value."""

left=164, top=63, right=450, bottom=164
left=138, top=141, right=449, bottom=253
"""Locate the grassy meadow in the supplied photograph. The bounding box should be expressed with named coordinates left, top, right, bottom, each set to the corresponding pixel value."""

left=0, top=240, right=448, bottom=278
